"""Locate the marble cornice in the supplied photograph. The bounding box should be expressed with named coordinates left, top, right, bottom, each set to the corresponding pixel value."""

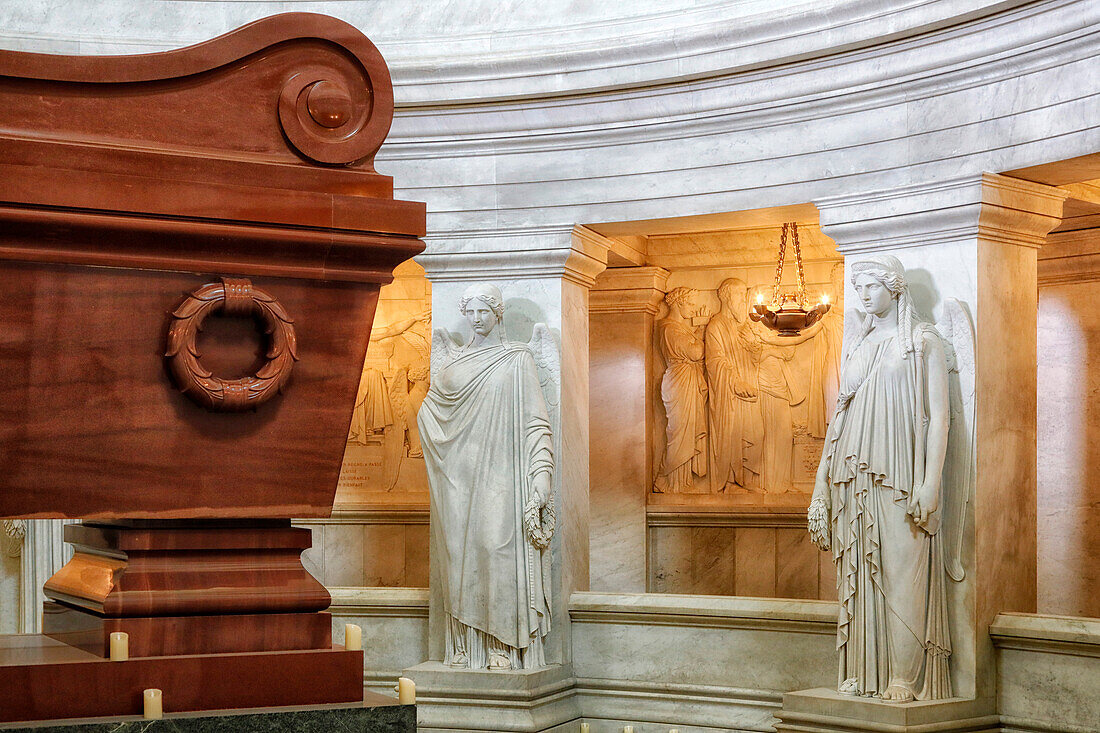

left=1038, top=229, right=1100, bottom=285
left=377, top=0, right=1095, bottom=155
left=384, top=0, right=1070, bottom=105
left=589, top=266, right=670, bottom=315
left=816, top=173, right=1068, bottom=253
left=417, top=225, right=608, bottom=287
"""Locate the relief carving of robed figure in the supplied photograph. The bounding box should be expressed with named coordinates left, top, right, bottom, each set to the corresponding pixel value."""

left=420, top=283, right=559, bottom=671
left=808, top=255, right=974, bottom=702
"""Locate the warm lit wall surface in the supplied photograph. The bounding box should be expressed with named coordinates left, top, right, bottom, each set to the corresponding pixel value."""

left=1037, top=278, right=1100, bottom=618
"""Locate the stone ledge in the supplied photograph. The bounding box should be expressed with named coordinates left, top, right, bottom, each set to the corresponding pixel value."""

left=776, top=689, right=998, bottom=733
left=989, top=612, right=1100, bottom=657
left=569, top=592, right=836, bottom=633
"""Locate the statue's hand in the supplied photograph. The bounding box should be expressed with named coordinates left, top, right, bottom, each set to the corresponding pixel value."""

left=532, top=471, right=551, bottom=508
left=908, top=479, right=940, bottom=529
left=735, top=379, right=756, bottom=398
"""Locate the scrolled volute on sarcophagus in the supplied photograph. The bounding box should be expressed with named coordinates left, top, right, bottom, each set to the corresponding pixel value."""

left=0, top=14, right=425, bottom=724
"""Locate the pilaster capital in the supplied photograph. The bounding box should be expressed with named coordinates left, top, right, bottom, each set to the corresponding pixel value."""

left=417, top=225, right=608, bottom=288
left=815, top=173, right=1068, bottom=254
left=590, top=266, right=671, bottom=315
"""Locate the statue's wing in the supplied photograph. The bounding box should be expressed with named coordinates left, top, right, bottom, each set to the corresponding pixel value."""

left=841, top=306, right=864, bottom=360
left=430, top=328, right=456, bottom=378
left=528, top=323, right=561, bottom=410
left=937, top=298, right=975, bottom=582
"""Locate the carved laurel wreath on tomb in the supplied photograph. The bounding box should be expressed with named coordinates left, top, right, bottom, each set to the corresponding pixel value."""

left=166, top=277, right=298, bottom=412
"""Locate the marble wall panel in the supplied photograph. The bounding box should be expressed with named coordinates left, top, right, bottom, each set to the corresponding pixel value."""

left=322, top=523, right=366, bottom=587
left=362, top=524, right=405, bottom=587
left=690, top=527, right=736, bottom=596
left=734, top=527, right=777, bottom=598
left=1037, top=279, right=1100, bottom=618
left=645, top=518, right=832, bottom=600
left=404, top=524, right=430, bottom=588
left=774, top=529, right=820, bottom=600
left=590, top=308, right=651, bottom=593
left=647, top=526, right=692, bottom=594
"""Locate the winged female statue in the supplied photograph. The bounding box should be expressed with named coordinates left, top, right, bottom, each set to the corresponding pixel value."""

left=808, top=254, right=974, bottom=702
left=420, top=283, right=559, bottom=671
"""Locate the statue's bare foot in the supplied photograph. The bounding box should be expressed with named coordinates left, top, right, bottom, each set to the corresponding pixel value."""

left=881, top=684, right=915, bottom=702
left=838, top=678, right=860, bottom=696
left=447, top=651, right=469, bottom=669
left=487, top=652, right=512, bottom=671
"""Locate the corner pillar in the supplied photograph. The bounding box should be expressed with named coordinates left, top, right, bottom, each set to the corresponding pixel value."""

left=777, top=173, right=1066, bottom=732
left=588, top=266, right=669, bottom=593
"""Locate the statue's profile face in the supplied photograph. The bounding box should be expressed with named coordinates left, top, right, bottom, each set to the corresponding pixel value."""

left=464, top=300, right=499, bottom=336
left=854, top=273, right=894, bottom=317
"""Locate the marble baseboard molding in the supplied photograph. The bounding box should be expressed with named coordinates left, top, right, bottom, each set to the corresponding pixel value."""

left=309, top=508, right=430, bottom=525
left=574, top=677, right=780, bottom=733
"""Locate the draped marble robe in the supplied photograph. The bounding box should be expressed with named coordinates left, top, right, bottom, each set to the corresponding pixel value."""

left=820, top=325, right=951, bottom=700
left=655, top=319, right=708, bottom=492
left=706, top=311, right=764, bottom=490
left=418, top=341, right=554, bottom=669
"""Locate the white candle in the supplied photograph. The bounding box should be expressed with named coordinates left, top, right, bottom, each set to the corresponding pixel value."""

left=397, top=677, right=416, bottom=704
left=143, top=689, right=163, bottom=720
left=344, top=623, right=362, bottom=652
left=579, top=724, right=590, bottom=733
left=109, top=632, right=128, bottom=662
left=624, top=727, right=634, bottom=733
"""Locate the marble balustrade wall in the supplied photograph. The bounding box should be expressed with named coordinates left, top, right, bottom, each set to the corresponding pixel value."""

left=296, top=512, right=430, bottom=589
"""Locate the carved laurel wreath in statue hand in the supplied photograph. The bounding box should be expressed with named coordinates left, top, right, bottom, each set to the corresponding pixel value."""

left=523, top=493, right=556, bottom=550
left=166, top=277, right=298, bottom=412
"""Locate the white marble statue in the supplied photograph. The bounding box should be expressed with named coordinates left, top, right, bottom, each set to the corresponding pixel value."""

left=654, top=287, right=708, bottom=492
left=420, top=283, right=558, bottom=671
left=808, top=254, right=974, bottom=702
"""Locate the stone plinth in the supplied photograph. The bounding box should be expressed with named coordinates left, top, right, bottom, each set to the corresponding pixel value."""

left=775, top=689, right=998, bottom=733
left=404, top=661, right=579, bottom=733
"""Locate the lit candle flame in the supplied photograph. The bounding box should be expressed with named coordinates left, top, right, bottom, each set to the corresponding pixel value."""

left=755, top=292, right=764, bottom=305
left=820, top=293, right=830, bottom=305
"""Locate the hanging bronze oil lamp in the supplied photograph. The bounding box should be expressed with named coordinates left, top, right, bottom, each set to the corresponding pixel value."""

left=749, top=222, right=831, bottom=336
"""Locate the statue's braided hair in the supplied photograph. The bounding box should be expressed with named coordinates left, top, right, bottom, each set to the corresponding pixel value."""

left=849, top=255, right=924, bottom=359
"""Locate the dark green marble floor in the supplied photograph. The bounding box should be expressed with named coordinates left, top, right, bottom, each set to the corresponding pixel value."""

left=3, top=704, right=415, bottom=732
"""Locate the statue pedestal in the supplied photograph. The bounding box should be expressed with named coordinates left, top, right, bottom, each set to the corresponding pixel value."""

left=775, top=688, right=998, bottom=733
left=403, top=661, right=579, bottom=733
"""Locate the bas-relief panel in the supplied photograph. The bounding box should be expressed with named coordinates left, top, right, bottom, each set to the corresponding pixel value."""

left=650, top=262, right=844, bottom=507
left=337, top=261, right=432, bottom=507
